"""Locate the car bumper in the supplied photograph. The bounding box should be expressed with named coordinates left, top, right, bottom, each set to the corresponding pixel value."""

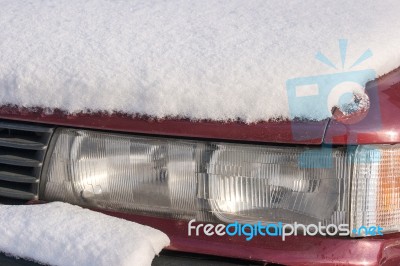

left=2, top=234, right=399, bottom=266
left=99, top=210, right=400, bottom=266
left=0, top=251, right=262, bottom=266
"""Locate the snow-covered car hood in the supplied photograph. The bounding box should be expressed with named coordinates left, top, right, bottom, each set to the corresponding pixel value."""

left=0, top=0, right=399, bottom=123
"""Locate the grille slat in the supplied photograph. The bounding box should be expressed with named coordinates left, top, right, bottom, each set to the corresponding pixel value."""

left=0, top=153, right=43, bottom=167
left=0, top=121, right=54, bottom=201
left=0, top=170, right=39, bottom=183
left=0, top=187, right=36, bottom=200
left=0, top=121, right=53, bottom=133
left=0, top=136, right=47, bottom=150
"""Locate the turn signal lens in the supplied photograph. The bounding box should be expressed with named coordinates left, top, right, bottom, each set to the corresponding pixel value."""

left=351, top=145, right=400, bottom=235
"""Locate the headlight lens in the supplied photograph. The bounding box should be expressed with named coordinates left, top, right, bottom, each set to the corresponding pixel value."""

left=43, top=129, right=212, bottom=221
left=42, top=128, right=350, bottom=226
left=207, top=145, right=350, bottom=225
left=41, top=128, right=400, bottom=236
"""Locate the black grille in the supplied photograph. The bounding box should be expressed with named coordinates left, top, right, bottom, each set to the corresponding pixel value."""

left=0, top=121, right=54, bottom=201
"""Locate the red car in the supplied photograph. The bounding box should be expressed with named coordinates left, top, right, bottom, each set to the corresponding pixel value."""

left=0, top=68, right=399, bottom=265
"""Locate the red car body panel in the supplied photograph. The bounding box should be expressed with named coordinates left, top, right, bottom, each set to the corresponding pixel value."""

left=2, top=68, right=400, bottom=265
left=0, top=106, right=327, bottom=144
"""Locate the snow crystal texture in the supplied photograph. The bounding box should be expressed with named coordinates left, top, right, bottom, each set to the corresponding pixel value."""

left=0, top=0, right=399, bottom=122
left=0, top=202, right=170, bottom=266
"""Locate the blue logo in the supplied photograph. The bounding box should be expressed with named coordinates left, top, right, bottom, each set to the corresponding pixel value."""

left=351, top=225, right=384, bottom=236
left=286, top=39, right=382, bottom=168
left=188, top=220, right=384, bottom=241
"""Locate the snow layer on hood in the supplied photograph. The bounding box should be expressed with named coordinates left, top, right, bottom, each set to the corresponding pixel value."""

left=0, top=0, right=399, bottom=122
left=0, top=202, right=170, bottom=266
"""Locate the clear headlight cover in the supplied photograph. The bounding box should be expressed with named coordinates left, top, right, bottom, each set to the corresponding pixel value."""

left=42, top=128, right=351, bottom=228
left=42, top=129, right=212, bottom=221
left=207, top=145, right=350, bottom=225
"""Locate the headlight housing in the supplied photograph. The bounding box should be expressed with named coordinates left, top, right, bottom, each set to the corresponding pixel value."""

left=41, top=128, right=400, bottom=236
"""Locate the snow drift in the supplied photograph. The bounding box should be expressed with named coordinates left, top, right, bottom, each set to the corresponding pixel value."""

left=0, top=0, right=399, bottom=122
left=0, top=202, right=170, bottom=266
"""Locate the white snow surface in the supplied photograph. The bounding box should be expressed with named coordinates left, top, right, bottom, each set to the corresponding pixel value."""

left=0, top=202, right=170, bottom=266
left=0, top=0, right=400, bottom=122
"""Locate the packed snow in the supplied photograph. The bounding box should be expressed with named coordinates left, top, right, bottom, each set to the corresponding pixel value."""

left=0, top=202, right=170, bottom=266
left=0, top=0, right=399, bottom=122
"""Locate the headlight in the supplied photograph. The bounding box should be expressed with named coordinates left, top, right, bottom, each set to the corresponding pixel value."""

left=42, top=129, right=210, bottom=221
left=41, top=128, right=400, bottom=236
left=207, top=145, right=350, bottom=226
